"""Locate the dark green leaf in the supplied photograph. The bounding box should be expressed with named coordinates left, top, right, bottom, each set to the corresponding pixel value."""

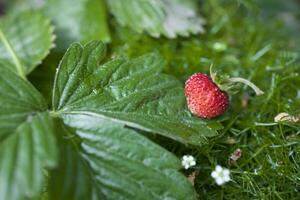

left=45, top=0, right=111, bottom=50
left=49, top=114, right=196, bottom=200
left=107, top=0, right=205, bottom=38
left=52, top=41, right=222, bottom=145
left=0, top=64, right=54, bottom=200
left=0, top=10, right=54, bottom=75
left=0, top=66, right=47, bottom=137
left=28, top=52, right=63, bottom=104
left=49, top=146, right=104, bottom=200
left=0, top=112, right=57, bottom=200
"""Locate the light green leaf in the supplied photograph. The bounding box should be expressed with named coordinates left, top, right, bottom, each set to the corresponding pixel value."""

left=49, top=114, right=196, bottom=200
left=0, top=66, right=47, bottom=137
left=52, top=41, right=222, bottom=145
left=45, top=0, right=111, bottom=50
left=107, top=0, right=205, bottom=38
left=6, top=0, right=46, bottom=13
left=0, top=10, right=54, bottom=75
left=0, top=112, right=58, bottom=200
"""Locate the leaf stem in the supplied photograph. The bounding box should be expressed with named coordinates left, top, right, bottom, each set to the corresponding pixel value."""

left=228, top=77, right=264, bottom=96
left=0, top=28, right=26, bottom=79
left=49, top=110, right=61, bottom=118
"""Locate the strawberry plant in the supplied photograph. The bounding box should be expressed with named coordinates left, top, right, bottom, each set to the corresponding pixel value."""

left=0, top=0, right=300, bottom=199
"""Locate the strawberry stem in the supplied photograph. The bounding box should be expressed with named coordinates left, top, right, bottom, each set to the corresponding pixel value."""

left=228, top=77, right=264, bottom=95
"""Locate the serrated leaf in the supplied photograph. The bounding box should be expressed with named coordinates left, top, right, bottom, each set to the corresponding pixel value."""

left=107, top=0, right=205, bottom=38
left=45, top=0, right=111, bottom=50
left=49, top=114, right=196, bottom=200
left=49, top=138, right=104, bottom=200
left=0, top=112, right=57, bottom=200
left=52, top=41, right=222, bottom=145
left=0, top=66, right=47, bottom=137
left=0, top=10, right=54, bottom=75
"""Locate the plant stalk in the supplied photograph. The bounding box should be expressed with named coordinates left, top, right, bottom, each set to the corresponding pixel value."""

left=228, top=77, right=264, bottom=96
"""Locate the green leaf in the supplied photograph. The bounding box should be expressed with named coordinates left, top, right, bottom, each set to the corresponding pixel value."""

left=28, top=52, right=63, bottom=104
left=0, top=65, right=54, bottom=200
left=52, top=41, right=222, bottom=145
left=0, top=10, right=54, bottom=75
left=49, top=135, right=104, bottom=200
left=107, top=0, right=205, bottom=38
left=49, top=114, right=196, bottom=200
left=45, top=0, right=111, bottom=50
left=0, top=112, right=58, bottom=200
left=6, top=0, right=46, bottom=14
left=0, top=66, right=47, bottom=137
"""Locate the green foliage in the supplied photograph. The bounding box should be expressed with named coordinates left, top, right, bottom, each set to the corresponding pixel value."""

left=49, top=114, right=196, bottom=200
left=107, top=0, right=205, bottom=38
left=0, top=66, right=47, bottom=137
left=5, top=0, right=45, bottom=12
left=1, top=0, right=300, bottom=199
left=0, top=112, right=57, bottom=200
left=44, top=0, right=111, bottom=50
left=0, top=66, right=56, bottom=200
left=0, top=10, right=54, bottom=75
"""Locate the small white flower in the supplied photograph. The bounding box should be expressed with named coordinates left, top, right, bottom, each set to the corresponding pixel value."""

left=211, top=165, right=230, bottom=185
left=181, top=155, right=196, bottom=169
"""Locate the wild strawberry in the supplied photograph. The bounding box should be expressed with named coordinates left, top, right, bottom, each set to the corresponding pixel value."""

left=185, top=73, right=229, bottom=118
left=185, top=68, right=264, bottom=119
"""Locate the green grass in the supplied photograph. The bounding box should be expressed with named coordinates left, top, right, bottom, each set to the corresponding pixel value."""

left=109, top=0, right=300, bottom=199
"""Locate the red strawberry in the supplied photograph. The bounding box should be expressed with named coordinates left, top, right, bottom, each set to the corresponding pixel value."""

left=185, top=73, right=229, bottom=119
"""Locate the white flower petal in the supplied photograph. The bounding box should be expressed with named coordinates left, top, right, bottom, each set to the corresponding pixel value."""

left=216, top=177, right=225, bottom=185
left=215, top=165, right=222, bottom=172
left=190, top=161, right=196, bottom=166
left=223, top=169, right=230, bottom=176
left=223, top=175, right=230, bottom=182
left=183, top=155, right=188, bottom=160
left=211, top=171, right=218, bottom=178
left=187, top=156, right=194, bottom=161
